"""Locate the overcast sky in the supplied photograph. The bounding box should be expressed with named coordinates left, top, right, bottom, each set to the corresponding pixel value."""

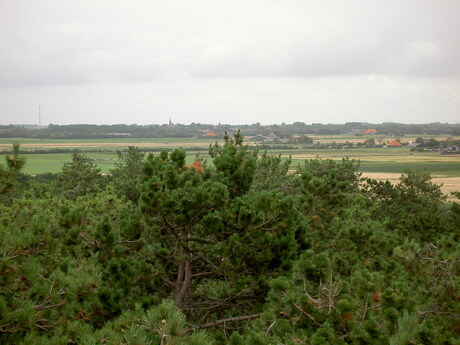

left=1, top=0, right=459, bottom=125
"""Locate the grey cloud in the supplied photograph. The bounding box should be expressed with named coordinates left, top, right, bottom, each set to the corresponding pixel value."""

left=1, top=0, right=459, bottom=88
left=0, top=0, right=459, bottom=127
left=187, top=1, right=460, bottom=78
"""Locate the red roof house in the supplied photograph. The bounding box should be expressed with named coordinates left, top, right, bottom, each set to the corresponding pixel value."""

left=364, top=129, right=378, bottom=135
left=388, top=140, right=402, bottom=147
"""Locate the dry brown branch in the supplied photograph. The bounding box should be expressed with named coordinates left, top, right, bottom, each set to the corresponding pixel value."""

left=419, top=310, right=460, bottom=319
left=191, top=271, right=213, bottom=278
left=292, top=302, right=320, bottom=326
left=79, top=232, right=100, bottom=248
left=185, top=313, right=261, bottom=332
left=302, top=274, right=341, bottom=315
left=265, top=319, right=277, bottom=336
left=0, top=324, right=20, bottom=333
left=34, top=319, right=54, bottom=332
left=254, top=212, right=282, bottom=230
left=33, top=301, right=66, bottom=310
left=356, top=297, right=380, bottom=323
left=161, top=277, right=176, bottom=289
left=116, top=237, right=145, bottom=244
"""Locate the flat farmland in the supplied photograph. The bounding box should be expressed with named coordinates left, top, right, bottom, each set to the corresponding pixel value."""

left=286, top=149, right=460, bottom=199
left=14, top=152, right=205, bottom=174
left=0, top=138, right=222, bottom=173
left=308, top=134, right=460, bottom=144
left=1, top=138, right=459, bottom=197
left=0, top=137, right=224, bottom=150
left=288, top=151, right=460, bottom=177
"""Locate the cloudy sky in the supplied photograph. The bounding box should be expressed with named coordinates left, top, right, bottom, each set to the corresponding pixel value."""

left=0, top=0, right=459, bottom=125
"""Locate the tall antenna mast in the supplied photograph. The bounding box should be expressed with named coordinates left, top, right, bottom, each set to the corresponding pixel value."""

left=38, top=106, right=41, bottom=127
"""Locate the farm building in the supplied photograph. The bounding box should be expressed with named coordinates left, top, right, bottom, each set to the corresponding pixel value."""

left=364, top=128, right=378, bottom=135
left=388, top=140, right=402, bottom=147
left=266, top=132, right=279, bottom=140
left=249, top=134, right=267, bottom=142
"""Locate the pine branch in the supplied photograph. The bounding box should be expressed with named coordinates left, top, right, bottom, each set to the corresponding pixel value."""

left=161, top=277, right=176, bottom=289
left=116, top=237, right=145, bottom=244
left=79, top=232, right=100, bottom=248
left=191, top=271, right=213, bottom=278
left=265, top=319, right=277, bottom=336
left=33, top=301, right=66, bottom=310
left=292, top=302, right=320, bottom=326
left=184, top=313, right=261, bottom=333
left=187, top=237, right=212, bottom=244
left=419, top=310, right=460, bottom=319
left=254, top=212, right=282, bottom=230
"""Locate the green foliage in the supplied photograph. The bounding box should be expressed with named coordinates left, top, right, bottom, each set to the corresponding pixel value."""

left=58, top=152, right=106, bottom=199
left=389, top=311, right=419, bottom=345
left=294, top=135, right=314, bottom=144
left=1, top=135, right=459, bottom=344
left=398, top=169, right=446, bottom=202
left=209, top=131, right=258, bottom=198
left=140, top=147, right=230, bottom=308
left=0, top=143, right=26, bottom=197
left=364, top=169, right=451, bottom=241
left=364, top=137, right=375, bottom=147
left=110, top=146, right=145, bottom=202
left=298, top=157, right=363, bottom=232
left=139, top=143, right=302, bottom=321
left=0, top=190, right=161, bottom=343
left=250, top=153, right=299, bottom=195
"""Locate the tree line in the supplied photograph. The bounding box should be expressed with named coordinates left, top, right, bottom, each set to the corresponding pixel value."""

left=0, top=134, right=459, bottom=344
left=1, top=122, right=459, bottom=139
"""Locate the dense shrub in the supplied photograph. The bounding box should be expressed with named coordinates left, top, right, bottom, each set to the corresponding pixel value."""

left=1, top=139, right=459, bottom=344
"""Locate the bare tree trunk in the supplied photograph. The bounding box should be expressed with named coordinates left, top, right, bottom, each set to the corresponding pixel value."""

left=176, top=262, right=185, bottom=288
left=174, top=230, right=192, bottom=309
left=175, top=260, right=192, bottom=309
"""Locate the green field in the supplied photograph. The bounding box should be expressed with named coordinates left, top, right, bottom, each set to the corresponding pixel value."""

left=17, top=153, right=116, bottom=174
left=357, top=161, right=460, bottom=176
left=12, top=153, right=460, bottom=177
left=1, top=138, right=459, bottom=178
left=287, top=150, right=460, bottom=177
left=12, top=152, right=210, bottom=174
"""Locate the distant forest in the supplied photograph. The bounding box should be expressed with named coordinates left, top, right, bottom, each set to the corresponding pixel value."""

left=1, top=122, right=460, bottom=139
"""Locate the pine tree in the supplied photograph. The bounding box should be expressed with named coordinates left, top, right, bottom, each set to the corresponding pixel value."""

left=57, top=153, right=106, bottom=199
left=109, top=146, right=145, bottom=202
left=0, top=143, right=26, bottom=196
